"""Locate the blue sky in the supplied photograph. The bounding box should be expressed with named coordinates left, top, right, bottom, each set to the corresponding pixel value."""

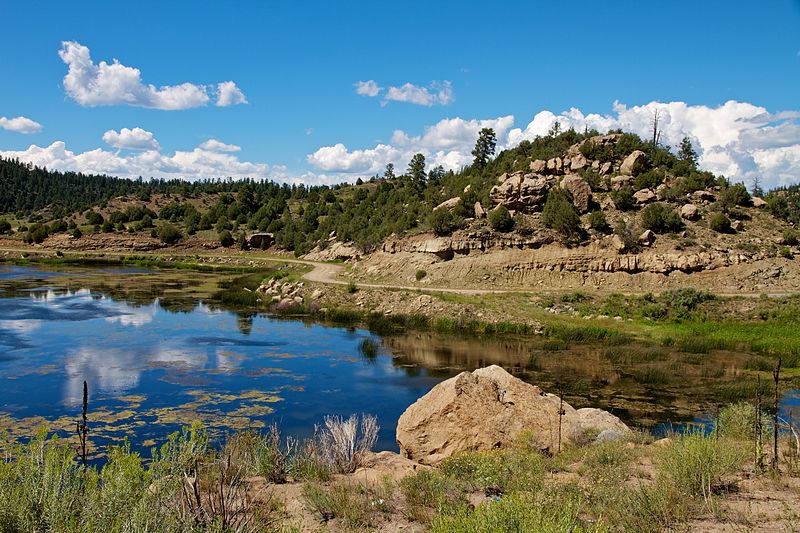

left=1, top=0, right=799, bottom=187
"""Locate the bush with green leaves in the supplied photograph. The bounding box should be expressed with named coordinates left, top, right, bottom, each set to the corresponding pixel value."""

left=488, top=205, right=514, bottom=232
left=0, top=219, right=11, bottom=234
left=156, top=223, right=183, bottom=244
left=588, top=210, right=610, bottom=233
left=783, top=229, right=799, bottom=246
left=611, top=186, right=636, bottom=211
left=430, top=207, right=456, bottom=236
left=541, top=187, right=580, bottom=236
left=709, top=212, right=732, bottom=233
left=640, top=203, right=683, bottom=234
left=718, top=183, right=751, bottom=210
left=218, top=229, right=234, bottom=247
left=415, top=269, right=427, bottom=281
left=23, top=223, right=49, bottom=244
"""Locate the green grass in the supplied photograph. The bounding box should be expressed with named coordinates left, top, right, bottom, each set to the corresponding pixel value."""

left=542, top=323, right=630, bottom=344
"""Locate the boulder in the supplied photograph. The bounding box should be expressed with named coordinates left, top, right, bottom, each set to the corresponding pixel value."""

left=634, top=188, right=657, bottom=204
left=620, top=150, right=649, bottom=175
left=474, top=202, right=486, bottom=219
left=396, top=365, right=629, bottom=465
left=691, top=190, right=716, bottom=203
left=732, top=220, right=745, bottom=232
left=638, top=229, right=656, bottom=246
left=489, top=171, right=554, bottom=213
left=248, top=233, right=275, bottom=249
left=560, top=174, right=592, bottom=213
left=529, top=159, right=547, bottom=173
left=546, top=157, right=563, bottom=175
left=610, top=234, right=627, bottom=253
left=611, top=175, right=634, bottom=191
left=599, top=161, right=613, bottom=175
left=569, top=154, right=588, bottom=171
left=680, top=203, right=699, bottom=220
left=752, top=197, right=767, bottom=208
left=576, top=408, right=631, bottom=437
left=436, top=197, right=461, bottom=211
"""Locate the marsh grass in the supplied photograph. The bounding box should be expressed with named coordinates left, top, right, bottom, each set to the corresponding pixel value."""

left=302, top=480, right=375, bottom=530
left=542, top=323, right=630, bottom=344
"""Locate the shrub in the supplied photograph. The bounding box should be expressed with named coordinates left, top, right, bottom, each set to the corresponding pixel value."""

left=0, top=218, right=10, bottom=234
left=303, top=481, right=374, bottom=530
left=718, top=183, right=751, bottom=210
left=588, top=210, right=611, bottom=233
left=346, top=280, right=358, bottom=293
left=313, top=414, right=378, bottom=474
left=86, top=211, right=104, bottom=226
left=656, top=430, right=747, bottom=502
left=430, top=207, right=456, bottom=236
left=779, top=246, right=794, bottom=259
left=101, top=220, right=114, bottom=233
left=24, top=223, right=49, bottom=244
left=541, top=187, right=580, bottom=236
left=709, top=212, right=732, bottom=233
left=415, top=269, right=427, bottom=281
left=400, top=469, right=465, bottom=523
left=218, top=230, right=234, bottom=247
left=488, top=205, right=514, bottom=232
left=633, top=168, right=665, bottom=191
left=640, top=203, right=683, bottom=234
left=71, top=228, right=82, bottom=239
left=783, top=229, right=799, bottom=246
left=613, top=220, right=638, bottom=251
left=611, top=185, right=636, bottom=210
left=157, top=223, right=183, bottom=244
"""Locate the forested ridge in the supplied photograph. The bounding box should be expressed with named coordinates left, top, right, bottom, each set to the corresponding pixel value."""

left=1, top=126, right=798, bottom=255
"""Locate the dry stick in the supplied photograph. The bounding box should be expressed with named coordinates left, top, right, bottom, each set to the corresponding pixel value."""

left=557, top=386, right=565, bottom=454
left=755, top=375, right=763, bottom=472
left=76, top=380, right=88, bottom=467
left=772, top=357, right=782, bottom=471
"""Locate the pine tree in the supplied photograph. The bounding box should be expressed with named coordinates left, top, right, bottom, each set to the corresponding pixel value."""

left=471, top=128, right=497, bottom=169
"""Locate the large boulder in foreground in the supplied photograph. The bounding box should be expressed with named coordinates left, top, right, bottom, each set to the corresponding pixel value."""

left=396, top=365, right=629, bottom=465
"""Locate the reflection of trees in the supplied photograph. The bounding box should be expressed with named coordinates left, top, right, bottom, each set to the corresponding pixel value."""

left=236, top=313, right=255, bottom=336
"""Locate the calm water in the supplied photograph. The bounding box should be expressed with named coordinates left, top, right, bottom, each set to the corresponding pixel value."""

left=0, top=265, right=797, bottom=458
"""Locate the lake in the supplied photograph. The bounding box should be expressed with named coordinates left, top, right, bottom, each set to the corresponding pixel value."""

left=0, top=264, right=797, bottom=459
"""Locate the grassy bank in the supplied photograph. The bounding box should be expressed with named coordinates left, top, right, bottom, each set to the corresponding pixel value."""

left=1, top=403, right=797, bottom=532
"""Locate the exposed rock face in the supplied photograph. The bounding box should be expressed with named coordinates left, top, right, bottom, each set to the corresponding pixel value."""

left=560, top=174, right=591, bottom=213
left=529, top=159, right=547, bottom=173
left=546, top=157, right=563, bottom=174
left=569, top=154, right=588, bottom=171
left=436, top=197, right=461, bottom=211
left=303, top=241, right=360, bottom=261
left=489, top=172, right=555, bottom=213
left=692, top=190, right=716, bottom=203
left=634, top=188, right=656, bottom=204
left=638, top=229, right=656, bottom=246
left=680, top=203, right=699, bottom=220
left=620, top=150, right=649, bottom=175
left=248, top=233, right=274, bottom=249
left=396, top=365, right=629, bottom=465
left=611, top=175, right=634, bottom=191
left=599, top=161, right=613, bottom=175
left=474, top=202, right=486, bottom=219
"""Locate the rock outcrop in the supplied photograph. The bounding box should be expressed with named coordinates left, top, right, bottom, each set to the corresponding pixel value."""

left=396, top=365, right=629, bottom=465
left=560, top=174, right=591, bottom=213
left=620, top=150, right=649, bottom=175
left=489, top=172, right=555, bottom=213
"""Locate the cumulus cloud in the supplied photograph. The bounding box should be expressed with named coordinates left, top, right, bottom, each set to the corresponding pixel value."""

left=0, top=138, right=347, bottom=186
left=307, top=100, right=800, bottom=189
left=198, top=139, right=241, bottom=152
left=505, top=100, right=800, bottom=188
left=216, top=81, right=248, bottom=106
left=102, top=127, right=159, bottom=150
left=354, top=80, right=382, bottom=97
left=58, top=41, right=246, bottom=110
left=383, top=80, right=454, bottom=106
left=308, top=115, right=514, bottom=173
left=0, top=115, right=43, bottom=134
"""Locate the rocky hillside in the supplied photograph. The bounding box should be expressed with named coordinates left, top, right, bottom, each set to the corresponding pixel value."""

left=352, top=133, right=800, bottom=292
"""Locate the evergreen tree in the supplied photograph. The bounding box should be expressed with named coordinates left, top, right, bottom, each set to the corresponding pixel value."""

left=678, top=137, right=697, bottom=166
left=471, top=128, right=497, bottom=169
left=407, top=153, right=426, bottom=183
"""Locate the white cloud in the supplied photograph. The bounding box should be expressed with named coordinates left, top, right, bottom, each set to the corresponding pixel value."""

left=308, top=115, right=514, bottom=174
left=198, top=139, right=241, bottom=152
left=354, top=80, right=382, bottom=97
left=383, top=80, right=453, bottom=106
left=504, top=100, right=800, bottom=188
left=0, top=116, right=43, bottom=134
left=58, top=41, right=246, bottom=110
left=102, top=127, right=159, bottom=150
left=216, top=81, right=248, bottom=106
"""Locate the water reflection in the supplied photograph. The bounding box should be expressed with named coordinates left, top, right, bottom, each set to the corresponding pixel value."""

left=0, top=265, right=797, bottom=457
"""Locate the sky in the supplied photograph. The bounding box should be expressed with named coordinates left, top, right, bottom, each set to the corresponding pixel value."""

left=1, top=0, right=798, bottom=189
